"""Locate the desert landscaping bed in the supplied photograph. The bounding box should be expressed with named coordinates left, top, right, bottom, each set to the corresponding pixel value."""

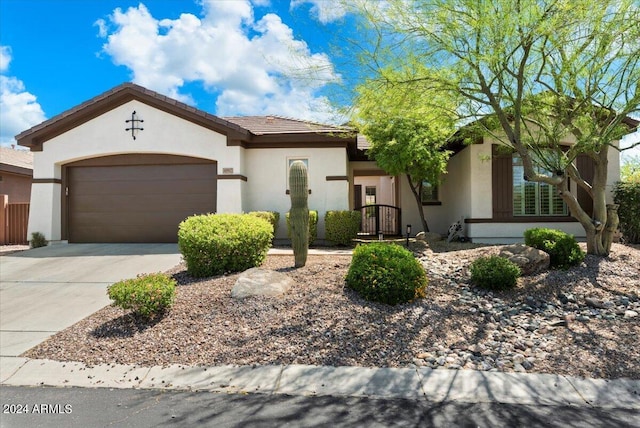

left=24, top=243, right=640, bottom=380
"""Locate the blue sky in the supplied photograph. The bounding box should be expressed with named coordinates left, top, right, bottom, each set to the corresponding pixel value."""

left=0, top=0, right=356, bottom=146
left=0, top=0, right=638, bottom=161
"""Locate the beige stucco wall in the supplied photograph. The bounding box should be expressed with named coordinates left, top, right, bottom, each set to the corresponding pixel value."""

left=28, top=100, right=240, bottom=241
left=354, top=176, right=396, bottom=206
left=605, top=142, right=620, bottom=204
left=244, top=147, right=349, bottom=239
left=397, top=135, right=621, bottom=242
left=461, top=137, right=622, bottom=243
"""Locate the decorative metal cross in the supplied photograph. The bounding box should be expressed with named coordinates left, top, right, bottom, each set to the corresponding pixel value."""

left=125, top=111, right=144, bottom=140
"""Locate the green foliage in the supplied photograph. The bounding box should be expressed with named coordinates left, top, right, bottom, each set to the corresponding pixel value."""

left=30, top=232, right=47, bottom=248
left=620, top=155, right=640, bottom=183
left=325, top=211, right=362, bottom=246
left=345, top=243, right=427, bottom=305
left=289, top=160, right=310, bottom=267
left=524, top=228, right=585, bottom=268
left=178, top=213, right=273, bottom=277
left=353, top=68, right=456, bottom=233
left=286, top=210, right=318, bottom=246
left=614, top=180, right=640, bottom=244
left=107, top=273, right=176, bottom=318
left=470, top=256, right=521, bottom=290
left=249, top=211, right=280, bottom=238
left=351, top=0, right=640, bottom=255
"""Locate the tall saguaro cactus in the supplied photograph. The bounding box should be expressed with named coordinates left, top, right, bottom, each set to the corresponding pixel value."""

left=289, top=160, right=309, bottom=267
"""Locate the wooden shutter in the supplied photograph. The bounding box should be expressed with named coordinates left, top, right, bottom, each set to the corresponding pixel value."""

left=492, top=145, right=513, bottom=219
left=576, top=154, right=595, bottom=218
left=354, top=184, right=362, bottom=209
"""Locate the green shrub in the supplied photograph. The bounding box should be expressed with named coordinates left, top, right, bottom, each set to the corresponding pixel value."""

left=614, top=180, right=640, bottom=244
left=107, top=273, right=176, bottom=318
left=286, top=210, right=318, bottom=245
left=30, top=232, right=47, bottom=248
left=249, top=211, right=280, bottom=238
left=524, top=227, right=585, bottom=268
left=345, top=242, right=427, bottom=305
left=325, top=210, right=361, bottom=246
left=470, top=256, right=521, bottom=290
left=178, top=213, right=273, bottom=277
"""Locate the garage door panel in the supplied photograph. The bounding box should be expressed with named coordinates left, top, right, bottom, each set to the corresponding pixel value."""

left=72, top=225, right=180, bottom=243
left=67, top=158, right=217, bottom=243
left=71, top=209, right=213, bottom=227
left=72, top=165, right=215, bottom=182
left=72, top=194, right=216, bottom=212
left=72, top=179, right=217, bottom=196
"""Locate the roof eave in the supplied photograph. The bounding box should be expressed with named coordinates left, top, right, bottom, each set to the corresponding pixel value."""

left=16, top=83, right=252, bottom=151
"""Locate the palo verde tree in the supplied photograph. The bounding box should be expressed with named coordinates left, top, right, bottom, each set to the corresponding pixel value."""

left=353, top=68, right=457, bottom=233
left=349, top=0, right=640, bottom=255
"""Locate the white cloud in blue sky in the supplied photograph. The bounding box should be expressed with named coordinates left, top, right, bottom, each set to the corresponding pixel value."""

left=0, top=45, right=46, bottom=147
left=95, top=0, right=340, bottom=122
left=290, top=0, right=348, bottom=24
left=0, top=45, right=11, bottom=72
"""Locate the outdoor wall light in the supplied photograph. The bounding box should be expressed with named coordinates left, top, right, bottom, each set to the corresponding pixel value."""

left=125, top=111, right=144, bottom=140
left=406, top=224, right=412, bottom=247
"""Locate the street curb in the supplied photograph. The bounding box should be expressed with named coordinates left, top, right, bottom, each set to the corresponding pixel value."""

left=2, top=357, right=638, bottom=409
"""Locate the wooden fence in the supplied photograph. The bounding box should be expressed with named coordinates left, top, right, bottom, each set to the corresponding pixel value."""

left=1, top=195, right=30, bottom=245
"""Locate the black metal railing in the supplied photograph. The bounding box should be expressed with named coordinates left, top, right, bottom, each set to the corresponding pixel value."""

left=355, top=204, right=401, bottom=236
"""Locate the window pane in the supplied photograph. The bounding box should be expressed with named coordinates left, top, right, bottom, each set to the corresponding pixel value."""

left=540, top=184, right=550, bottom=215
left=552, top=189, right=567, bottom=215
left=421, top=181, right=438, bottom=202
left=524, top=182, right=537, bottom=215
left=512, top=154, right=567, bottom=216
left=513, top=165, right=525, bottom=215
left=365, top=186, right=376, bottom=205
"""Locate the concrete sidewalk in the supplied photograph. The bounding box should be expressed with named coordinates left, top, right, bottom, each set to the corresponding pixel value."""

left=0, top=244, right=182, bottom=357
left=1, top=357, right=638, bottom=409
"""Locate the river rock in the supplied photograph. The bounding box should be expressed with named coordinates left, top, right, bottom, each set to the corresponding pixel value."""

left=499, top=244, right=550, bottom=275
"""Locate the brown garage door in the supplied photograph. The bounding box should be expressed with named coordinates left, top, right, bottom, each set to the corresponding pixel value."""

left=67, top=155, right=216, bottom=243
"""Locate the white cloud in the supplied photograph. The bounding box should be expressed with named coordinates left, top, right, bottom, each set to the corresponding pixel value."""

left=0, top=46, right=11, bottom=72
left=0, top=46, right=46, bottom=147
left=290, top=0, right=348, bottom=24
left=98, top=1, right=340, bottom=122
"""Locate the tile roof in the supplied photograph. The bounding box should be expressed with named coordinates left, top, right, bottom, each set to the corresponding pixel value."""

left=15, top=83, right=355, bottom=150
left=223, top=115, right=352, bottom=135
left=0, top=147, right=33, bottom=170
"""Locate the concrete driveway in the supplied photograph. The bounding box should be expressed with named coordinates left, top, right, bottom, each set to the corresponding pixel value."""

left=0, top=244, right=182, bottom=357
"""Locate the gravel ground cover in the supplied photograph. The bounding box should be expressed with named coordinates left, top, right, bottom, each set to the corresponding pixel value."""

left=23, top=243, right=640, bottom=379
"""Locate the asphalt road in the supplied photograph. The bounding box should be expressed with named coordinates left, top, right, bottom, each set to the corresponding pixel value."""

left=1, top=386, right=638, bottom=428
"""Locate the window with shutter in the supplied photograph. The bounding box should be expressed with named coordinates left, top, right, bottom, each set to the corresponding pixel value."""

left=512, top=154, right=567, bottom=216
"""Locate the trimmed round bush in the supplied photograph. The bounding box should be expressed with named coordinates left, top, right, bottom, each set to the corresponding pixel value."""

left=107, top=273, right=176, bottom=318
left=249, top=211, right=280, bottom=239
left=325, top=210, right=361, bottom=246
left=470, top=256, right=521, bottom=290
left=524, top=227, right=585, bottom=268
left=345, top=242, right=427, bottom=305
left=178, top=213, right=273, bottom=277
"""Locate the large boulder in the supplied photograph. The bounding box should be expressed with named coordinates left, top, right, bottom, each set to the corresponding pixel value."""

left=231, top=268, right=293, bottom=299
left=499, top=244, right=550, bottom=276
left=416, top=231, right=442, bottom=242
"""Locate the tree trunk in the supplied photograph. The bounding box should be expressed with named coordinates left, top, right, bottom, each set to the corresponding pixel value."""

left=585, top=204, right=619, bottom=256
left=407, top=174, right=430, bottom=232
